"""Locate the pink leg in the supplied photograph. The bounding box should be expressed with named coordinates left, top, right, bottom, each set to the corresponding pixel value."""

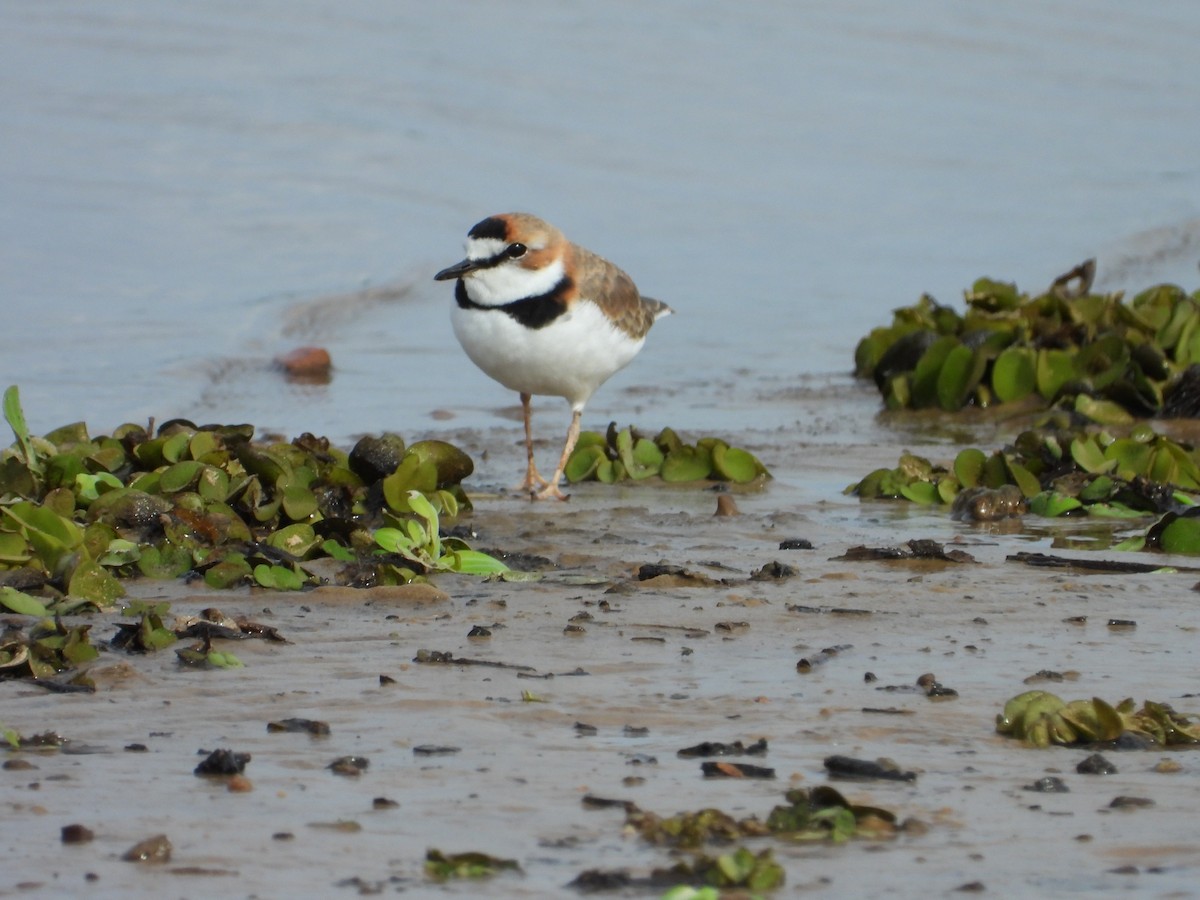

left=517, top=393, right=549, bottom=493
left=534, top=409, right=582, bottom=501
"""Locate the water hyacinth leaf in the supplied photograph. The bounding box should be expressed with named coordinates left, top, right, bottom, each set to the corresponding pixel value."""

left=382, top=455, right=437, bottom=512
left=188, top=430, right=220, bottom=461
left=61, top=624, right=99, bottom=665
left=87, top=443, right=127, bottom=474
left=137, top=544, right=195, bottom=579
left=266, top=523, right=320, bottom=559
left=425, top=849, right=521, bottom=882
left=992, top=346, right=1037, bottom=403
left=1156, top=515, right=1200, bottom=554
left=0, top=586, right=48, bottom=617
left=45, top=454, right=86, bottom=492
left=139, top=614, right=178, bottom=651
left=197, top=465, right=230, bottom=503
left=374, top=527, right=413, bottom=555
left=1103, top=438, right=1152, bottom=480
left=565, top=445, right=606, bottom=483
left=68, top=559, right=126, bottom=606
left=711, top=443, right=758, bottom=483
left=1029, top=491, right=1082, bottom=517
left=234, top=442, right=287, bottom=485
left=911, top=336, right=958, bottom=408
left=883, top=373, right=911, bottom=410
left=161, top=431, right=192, bottom=464
left=253, top=563, right=306, bottom=591
left=0, top=532, right=31, bottom=564
left=937, top=476, right=960, bottom=504
left=204, top=554, right=252, bottom=589
left=320, top=539, right=356, bottom=562
left=1087, top=502, right=1147, bottom=519
left=280, top=480, right=318, bottom=521
left=1079, top=475, right=1115, bottom=502
left=953, top=448, right=986, bottom=489
left=3, top=501, right=84, bottom=568
left=631, top=436, right=665, bottom=478
left=445, top=549, right=510, bottom=575
left=1005, top=459, right=1041, bottom=498
left=98, top=538, right=141, bottom=567
left=158, top=460, right=204, bottom=493
left=406, top=440, right=473, bottom=488
left=74, top=471, right=124, bottom=503
left=653, top=426, right=683, bottom=455
left=936, top=344, right=983, bottom=411
left=661, top=447, right=713, bottom=483
left=899, top=481, right=939, bottom=505
left=1069, top=436, right=1112, bottom=474
left=4, top=385, right=41, bottom=476
left=1075, top=395, right=1134, bottom=426
left=968, top=277, right=1021, bottom=311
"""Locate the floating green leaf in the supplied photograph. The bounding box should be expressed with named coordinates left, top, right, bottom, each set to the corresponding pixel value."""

left=0, top=586, right=48, bottom=617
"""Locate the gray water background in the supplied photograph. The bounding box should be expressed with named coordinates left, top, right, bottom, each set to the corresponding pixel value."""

left=3, top=1, right=1200, bottom=442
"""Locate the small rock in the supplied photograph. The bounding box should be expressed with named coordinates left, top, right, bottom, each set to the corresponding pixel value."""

left=1109, top=795, right=1154, bottom=809
left=1076, top=753, right=1117, bottom=775
left=750, top=560, right=797, bottom=580
left=194, top=749, right=251, bottom=776
left=778, top=538, right=813, bottom=550
left=274, top=346, right=332, bottom=380
left=61, top=824, right=94, bottom=844
left=1024, top=776, right=1069, bottom=793
left=328, top=756, right=369, bottom=776
left=266, top=718, right=330, bottom=735
left=122, top=834, right=172, bottom=863
left=714, top=494, right=739, bottom=516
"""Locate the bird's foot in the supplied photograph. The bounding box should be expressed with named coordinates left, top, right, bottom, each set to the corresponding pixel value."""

left=516, top=467, right=550, bottom=493
left=532, top=481, right=570, bottom=501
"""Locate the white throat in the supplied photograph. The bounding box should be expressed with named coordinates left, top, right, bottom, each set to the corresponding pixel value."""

left=462, top=249, right=566, bottom=306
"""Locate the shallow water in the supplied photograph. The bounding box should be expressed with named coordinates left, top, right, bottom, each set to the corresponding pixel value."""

left=3, top=2, right=1200, bottom=897
left=3, top=1, right=1200, bottom=440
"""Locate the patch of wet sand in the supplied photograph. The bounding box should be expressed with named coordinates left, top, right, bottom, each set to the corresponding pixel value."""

left=3, top=396, right=1199, bottom=897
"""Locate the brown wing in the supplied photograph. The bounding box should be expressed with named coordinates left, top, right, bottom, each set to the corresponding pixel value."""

left=572, top=245, right=673, bottom=340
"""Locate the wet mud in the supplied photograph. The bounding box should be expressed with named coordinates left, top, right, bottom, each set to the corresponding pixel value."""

left=3, top=383, right=1199, bottom=897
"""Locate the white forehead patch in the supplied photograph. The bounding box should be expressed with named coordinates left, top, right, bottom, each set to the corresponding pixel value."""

left=465, top=236, right=508, bottom=261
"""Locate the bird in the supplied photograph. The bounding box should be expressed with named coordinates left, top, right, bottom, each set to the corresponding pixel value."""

left=435, top=212, right=672, bottom=500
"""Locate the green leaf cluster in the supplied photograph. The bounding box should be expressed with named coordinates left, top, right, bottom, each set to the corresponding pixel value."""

left=566, top=424, right=769, bottom=485
left=848, top=417, right=1200, bottom=553
left=0, top=617, right=98, bottom=680
left=855, top=266, right=1200, bottom=416
left=0, top=386, right=497, bottom=599
left=424, top=849, right=521, bottom=882
left=996, top=689, right=1200, bottom=748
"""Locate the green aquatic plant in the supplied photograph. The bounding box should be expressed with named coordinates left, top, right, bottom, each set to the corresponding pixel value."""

left=996, top=690, right=1200, bottom=748
left=565, top=423, right=769, bottom=486
left=855, top=262, right=1200, bottom=418
left=0, top=385, right=503, bottom=598
left=847, top=416, right=1200, bottom=553
left=424, top=849, right=521, bottom=882
left=373, top=490, right=508, bottom=580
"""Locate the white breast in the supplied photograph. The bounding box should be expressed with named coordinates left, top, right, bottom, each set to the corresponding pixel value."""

left=452, top=299, right=645, bottom=411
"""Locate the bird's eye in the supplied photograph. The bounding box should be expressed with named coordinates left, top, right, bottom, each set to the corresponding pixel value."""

left=506, top=243, right=527, bottom=259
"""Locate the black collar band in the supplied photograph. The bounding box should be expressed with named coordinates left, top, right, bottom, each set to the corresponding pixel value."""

left=456, top=277, right=571, bottom=330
